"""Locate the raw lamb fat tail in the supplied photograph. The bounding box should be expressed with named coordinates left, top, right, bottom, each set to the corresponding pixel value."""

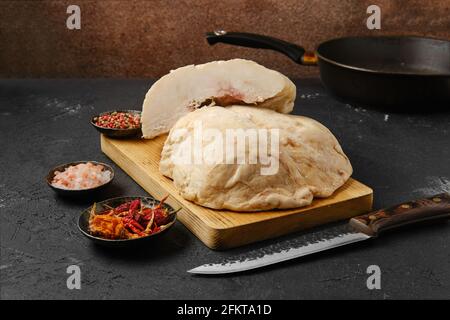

left=141, top=59, right=296, bottom=139
left=159, top=106, right=353, bottom=212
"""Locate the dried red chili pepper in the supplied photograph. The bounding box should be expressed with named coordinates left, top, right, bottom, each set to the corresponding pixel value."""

left=124, top=222, right=145, bottom=236
left=114, top=202, right=130, bottom=213
left=142, top=215, right=152, bottom=221
left=154, top=195, right=169, bottom=210
left=152, top=226, right=161, bottom=233
left=142, top=208, right=153, bottom=216
left=153, top=208, right=169, bottom=226
left=129, top=199, right=140, bottom=213
left=122, top=217, right=144, bottom=231
left=134, top=214, right=142, bottom=224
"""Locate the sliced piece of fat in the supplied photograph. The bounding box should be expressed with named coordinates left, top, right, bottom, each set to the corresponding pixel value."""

left=141, top=59, right=296, bottom=139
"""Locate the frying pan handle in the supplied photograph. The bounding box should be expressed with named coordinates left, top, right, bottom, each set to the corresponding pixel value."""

left=206, top=30, right=317, bottom=65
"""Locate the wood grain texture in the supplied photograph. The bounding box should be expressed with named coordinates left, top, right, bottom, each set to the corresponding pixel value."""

left=101, top=134, right=373, bottom=249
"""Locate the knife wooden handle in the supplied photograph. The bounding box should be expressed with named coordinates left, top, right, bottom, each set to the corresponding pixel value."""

left=350, top=193, right=450, bottom=236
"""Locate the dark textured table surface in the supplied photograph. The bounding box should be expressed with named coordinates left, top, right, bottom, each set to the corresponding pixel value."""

left=1, top=79, right=449, bottom=300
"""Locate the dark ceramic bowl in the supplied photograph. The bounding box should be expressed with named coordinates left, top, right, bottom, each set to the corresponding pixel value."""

left=91, top=110, right=142, bottom=138
left=46, top=161, right=114, bottom=196
left=78, top=196, right=178, bottom=247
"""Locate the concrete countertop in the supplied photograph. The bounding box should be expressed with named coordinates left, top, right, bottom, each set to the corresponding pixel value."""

left=0, top=79, right=449, bottom=299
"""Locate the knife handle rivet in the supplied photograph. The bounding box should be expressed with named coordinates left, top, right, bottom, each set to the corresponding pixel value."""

left=400, top=204, right=411, bottom=209
left=432, top=197, right=442, bottom=203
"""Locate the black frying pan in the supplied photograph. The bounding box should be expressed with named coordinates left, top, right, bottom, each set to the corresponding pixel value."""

left=206, top=31, right=450, bottom=111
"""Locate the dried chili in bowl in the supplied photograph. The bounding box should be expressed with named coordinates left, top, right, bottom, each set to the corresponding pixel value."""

left=88, top=195, right=178, bottom=240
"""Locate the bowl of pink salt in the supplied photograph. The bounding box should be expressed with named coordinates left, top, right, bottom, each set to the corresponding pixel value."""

left=46, top=161, right=114, bottom=196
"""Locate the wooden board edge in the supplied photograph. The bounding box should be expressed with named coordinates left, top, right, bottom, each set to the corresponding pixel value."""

left=207, top=191, right=374, bottom=250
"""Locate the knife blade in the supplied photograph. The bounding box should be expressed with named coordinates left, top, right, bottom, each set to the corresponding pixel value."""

left=188, top=193, right=450, bottom=275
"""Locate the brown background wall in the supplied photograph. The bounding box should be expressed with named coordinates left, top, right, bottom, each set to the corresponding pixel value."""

left=1, top=0, right=449, bottom=78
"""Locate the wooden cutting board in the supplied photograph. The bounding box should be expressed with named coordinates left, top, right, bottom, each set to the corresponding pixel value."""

left=101, top=134, right=373, bottom=250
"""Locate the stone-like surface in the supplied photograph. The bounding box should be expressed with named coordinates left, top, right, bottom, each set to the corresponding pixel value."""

left=0, top=79, right=449, bottom=299
left=0, top=0, right=449, bottom=78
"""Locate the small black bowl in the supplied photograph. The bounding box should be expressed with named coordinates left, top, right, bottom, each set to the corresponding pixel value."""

left=91, top=110, right=142, bottom=138
left=78, top=196, right=178, bottom=247
left=46, top=161, right=114, bottom=196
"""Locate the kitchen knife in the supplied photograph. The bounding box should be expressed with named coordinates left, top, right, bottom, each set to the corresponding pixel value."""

left=188, top=193, right=450, bottom=275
